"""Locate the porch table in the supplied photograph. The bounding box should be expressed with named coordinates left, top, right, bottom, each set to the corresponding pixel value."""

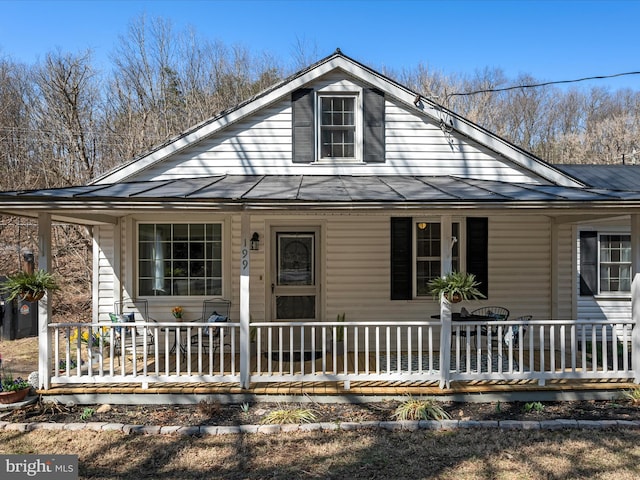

left=431, top=313, right=493, bottom=323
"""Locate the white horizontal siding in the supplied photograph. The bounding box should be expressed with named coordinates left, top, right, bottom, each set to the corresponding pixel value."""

left=130, top=80, right=543, bottom=183
left=556, top=223, right=574, bottom=320
left=94, top=212, right=595, bottom=330
left=94, top=225, right=116, bottom=322
left=325, top=215, right=433, bottom=323
left=484, top=216, right=552, bottom=321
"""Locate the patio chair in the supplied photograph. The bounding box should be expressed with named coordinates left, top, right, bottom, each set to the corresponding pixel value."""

left=110, top=299, right=157, bottom=361
left=181, top=299, right=231, bottom=362
left=470, top=306, right=509, bottom=333
left=503, top=315, right=532, bottom=348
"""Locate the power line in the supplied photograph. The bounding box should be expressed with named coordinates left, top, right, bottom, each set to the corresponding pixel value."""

left=447, top=71, right=640, bottom=97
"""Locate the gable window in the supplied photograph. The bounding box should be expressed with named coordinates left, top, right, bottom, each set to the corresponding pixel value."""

left=138, top=223, right=222, bottom=296
left=415, top=222, right=461, bottom=297
left=319, top=96, right=356, bottom=159
left=293, top=87, right=384, bottom=164
left=599, top=234, right=631, bottom=293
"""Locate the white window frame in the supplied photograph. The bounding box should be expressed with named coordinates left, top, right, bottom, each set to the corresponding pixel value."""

left=413, top=219, right=465, bottom=298
left=136, top=222, right=224, bottom=298
left=598, top=232, right=632, bottom=294
left=315, top=91, right=363, bottom=163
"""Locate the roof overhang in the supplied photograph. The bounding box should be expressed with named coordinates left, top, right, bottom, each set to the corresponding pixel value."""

left=2, top=175, right=640, bottom=226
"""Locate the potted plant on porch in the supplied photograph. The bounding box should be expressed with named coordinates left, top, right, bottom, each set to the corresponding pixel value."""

left=1, top=269, right=59, bottom=302
left=428, top=271, right=485, bottom=304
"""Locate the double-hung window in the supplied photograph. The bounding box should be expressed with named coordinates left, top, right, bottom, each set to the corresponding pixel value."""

left=599, top=234, right=631, bottom=293
left=415, top=221, right=461, bottom=297
left=319, top=95, right=356, bottom=159
left=138, top=223, right=223, bottom=296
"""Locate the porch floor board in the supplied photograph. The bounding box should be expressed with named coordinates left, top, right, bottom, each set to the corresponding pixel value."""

left=39, top=379, right=637, bottom=397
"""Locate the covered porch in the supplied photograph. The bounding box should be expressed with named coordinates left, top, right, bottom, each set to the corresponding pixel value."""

left=4, top=176, right=640, bottom=395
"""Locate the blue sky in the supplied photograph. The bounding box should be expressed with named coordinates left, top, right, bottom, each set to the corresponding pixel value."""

left=1, top=0, right=639, bottom=91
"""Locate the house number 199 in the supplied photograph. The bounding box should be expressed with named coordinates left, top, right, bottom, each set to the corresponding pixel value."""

left=241, top=240, right=249, bottom=275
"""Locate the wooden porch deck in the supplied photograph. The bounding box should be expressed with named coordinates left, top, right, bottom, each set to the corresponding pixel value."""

left=42, top=349, right=637, bottom=401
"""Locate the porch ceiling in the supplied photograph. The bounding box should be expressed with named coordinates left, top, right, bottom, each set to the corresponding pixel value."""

left=2, top=174, right=640, bottom=224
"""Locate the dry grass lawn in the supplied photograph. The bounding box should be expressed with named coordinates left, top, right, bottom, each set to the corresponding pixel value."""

left=1, top=428, right=640, bottom=479
left=0, top=336, right=39, bottom=377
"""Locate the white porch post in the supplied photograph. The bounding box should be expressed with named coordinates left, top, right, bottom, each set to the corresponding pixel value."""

left=239, top=212, right=251, bottom=389
left=439, top=215, right=453, bottom=389
left=37, top=213, right=52, bottom=389
left=632, top=214, right=640, bottom=383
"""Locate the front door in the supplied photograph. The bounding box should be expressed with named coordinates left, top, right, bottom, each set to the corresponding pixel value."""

left=271, top=228, right=320, bottom=322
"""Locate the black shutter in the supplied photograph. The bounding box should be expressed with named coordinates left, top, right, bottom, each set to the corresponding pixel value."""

left=363, top=88, right=385, bottom=163
left=580, top=231, right=598, bottom=296
left=391, top=217, right=412, bottom=300
left=292, top=88, right=314, bottom=163
left=466, top=217, right=489, bottom=298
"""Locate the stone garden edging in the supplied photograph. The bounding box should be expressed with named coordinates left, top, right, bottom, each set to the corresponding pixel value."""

left=1, top=418, right=639, bottom=436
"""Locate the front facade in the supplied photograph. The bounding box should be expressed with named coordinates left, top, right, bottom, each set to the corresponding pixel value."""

left=2, top=51, right=640, bottom=392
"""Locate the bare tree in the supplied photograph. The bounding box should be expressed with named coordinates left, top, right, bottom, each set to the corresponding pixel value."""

left=30, top=50, right=101, bottom=187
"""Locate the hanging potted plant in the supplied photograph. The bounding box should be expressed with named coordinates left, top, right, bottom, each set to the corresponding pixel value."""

left=428, top=271, right=485, bottom=304
left=1, top=269, right=60, bottom=302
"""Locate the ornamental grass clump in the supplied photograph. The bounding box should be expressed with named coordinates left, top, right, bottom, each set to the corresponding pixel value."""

left=392, top=396, right=451, bottom=421
left=622, top=387, right=640, bottom=405
left=260, top=405, right=317, bottom=425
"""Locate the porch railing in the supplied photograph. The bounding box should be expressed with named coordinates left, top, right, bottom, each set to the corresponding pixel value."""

left=49, top=322, right=241, bottom=388
left=45, top=317, right=636, bottom=389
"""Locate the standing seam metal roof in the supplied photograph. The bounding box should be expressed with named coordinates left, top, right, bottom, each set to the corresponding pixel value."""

left=2, top=175, right=639, bottom=203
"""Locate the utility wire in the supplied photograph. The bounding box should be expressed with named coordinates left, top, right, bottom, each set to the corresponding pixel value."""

left=446, top=71, right=640, bottom=97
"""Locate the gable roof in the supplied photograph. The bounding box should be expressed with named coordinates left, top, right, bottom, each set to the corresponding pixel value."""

left=93, top=50, right=583, bottom=188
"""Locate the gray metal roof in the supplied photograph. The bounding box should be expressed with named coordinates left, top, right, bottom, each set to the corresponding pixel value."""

left=554, top=164, right=640, bottom=190
left=2, top=175, right=640, bottom=204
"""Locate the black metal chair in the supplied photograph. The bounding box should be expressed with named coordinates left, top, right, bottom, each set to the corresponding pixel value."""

left=470, top=306, right=510, bottom=335
left=111, top=299, right=157, bottom=361
left=181, top=299, right=231, bottom=361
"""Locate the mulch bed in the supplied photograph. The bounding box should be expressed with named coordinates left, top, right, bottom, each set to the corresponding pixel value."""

left=2, top=398, right=640, bottom=427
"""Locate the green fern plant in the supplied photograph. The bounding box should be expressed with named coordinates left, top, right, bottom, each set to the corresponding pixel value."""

left=1, top=269, right=59, bottom=301
left=392, top=396, right=450, bottom=421
left=428, top=271, right=485, bottom=303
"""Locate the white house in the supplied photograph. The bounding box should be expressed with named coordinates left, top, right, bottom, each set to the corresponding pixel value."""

left=1, top=50, right=640, bottom=394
